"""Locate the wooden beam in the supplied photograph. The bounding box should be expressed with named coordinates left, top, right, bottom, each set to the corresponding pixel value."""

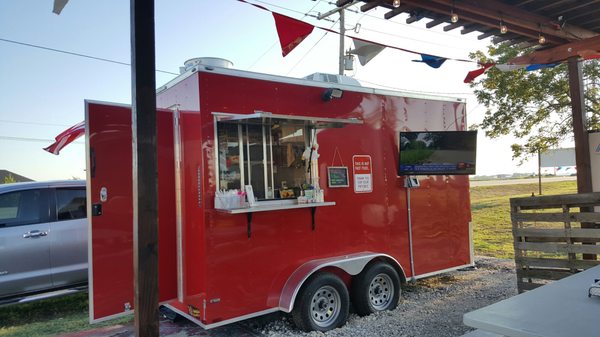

left=492, top=33, right=520, bottom=44
left=460, top=24, right=479, bottom=35
left=361, top=0, right=383, bottom=12
left=509, top=35, right=600, bottom=64
left=534, top=0, right=571, bottom=12
left=398, top=0, right=595, bottom=44
left=401, top=0, right=567, bottom=45
left=406, top=12, right=423, bottom=24
left=336, top=0, right=355, bottom=6
left=554, top=0, right=600, bottom=20
left=443, top=21, right=462, bottom=32
left=426, top=17, right=446, bottom=28
left=568, top=57, right=593, bottom=194
left=384, top=5, right=411, bottom=19
left=568, top=57, right=596, bottom=261
left=131, top=0, right=159, bottom=336
left=477, top=30, right=496, bottom=40
left=381, top=4, right=415, bottom=19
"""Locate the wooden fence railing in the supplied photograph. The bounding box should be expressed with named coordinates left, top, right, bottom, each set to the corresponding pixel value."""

left=511, top=192, right=600, bottom=292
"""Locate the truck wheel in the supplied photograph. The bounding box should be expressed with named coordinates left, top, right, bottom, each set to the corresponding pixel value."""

left=351, top=262, right=401, bottom=316
left=292, top=272, right=349, bottom=332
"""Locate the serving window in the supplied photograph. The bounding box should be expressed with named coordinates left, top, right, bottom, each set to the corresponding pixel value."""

left=217, top=117, right=311, bottom=201
left=214, top=111, right=362, bottom=205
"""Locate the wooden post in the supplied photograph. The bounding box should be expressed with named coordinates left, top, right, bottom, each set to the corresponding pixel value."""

left=131, top=0, right=159, bottom=335
left=338, top=9, right=345, bottom=75
left=538, top=148, right=542, bottom=195
left=568, top=56, right=596, bottom=260
left=568, top=57, right=592, bottom=194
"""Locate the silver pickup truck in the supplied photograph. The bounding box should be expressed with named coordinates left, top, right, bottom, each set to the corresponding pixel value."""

left=0, top=180, right=87, bottom=305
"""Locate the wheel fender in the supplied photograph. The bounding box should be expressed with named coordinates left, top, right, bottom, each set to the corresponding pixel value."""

left=278, top=252, right=405, bottom=312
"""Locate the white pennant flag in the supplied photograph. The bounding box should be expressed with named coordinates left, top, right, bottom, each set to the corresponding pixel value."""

left=349, top=39, right=386, bottom=66
left=495, top=64, right=527, bottom=72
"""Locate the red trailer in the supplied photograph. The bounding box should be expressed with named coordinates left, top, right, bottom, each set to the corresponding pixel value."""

left=86, top=58, right=474, bottom=332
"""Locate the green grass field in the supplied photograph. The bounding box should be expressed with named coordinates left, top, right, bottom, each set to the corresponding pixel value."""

left=470, top=180, right=577, bottom=259
left=0, top=293, right=132, bottom=337
left=0, top=180, right=578, bottom=336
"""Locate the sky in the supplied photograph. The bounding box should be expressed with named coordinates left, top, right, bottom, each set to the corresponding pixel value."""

left=0, top=0, right=541, bottom=181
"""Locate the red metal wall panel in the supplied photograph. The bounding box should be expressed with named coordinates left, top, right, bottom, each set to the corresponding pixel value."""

left=165, top=72, right=472, bottom=323
left=87, top=102, right=177, bottom=321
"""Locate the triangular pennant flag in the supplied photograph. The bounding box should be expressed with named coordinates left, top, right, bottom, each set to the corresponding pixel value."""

left=495, top=64, right=527, bottom=72
left=43, top=121, right=85, bottom=155
left=349, top=38, right=386, bottom=66
left=412, top=54, right=447, bottom=68
left=272, top=13, right=314, bottom=57
left=526, top=63, right=559, bottom=71
left=464, top=63, right=495, bottom=83
left=52, top=0, right=69, bottom=14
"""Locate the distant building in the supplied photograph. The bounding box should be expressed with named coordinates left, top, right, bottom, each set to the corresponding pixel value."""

left=0, top=170, right=33, bottom=183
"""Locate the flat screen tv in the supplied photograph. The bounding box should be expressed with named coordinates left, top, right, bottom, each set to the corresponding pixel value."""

left=398, top=131, right=477, bottom=175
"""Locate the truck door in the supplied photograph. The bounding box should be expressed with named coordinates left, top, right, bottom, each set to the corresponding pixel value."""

left=86, top=101, right=177, bottom=322
left=0, top=188, right=53, bottom=299
left=50, top=187, right=88, bottom=288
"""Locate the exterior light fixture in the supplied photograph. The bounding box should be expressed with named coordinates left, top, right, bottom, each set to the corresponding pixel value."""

left=450, top=1, right=458, bottom=23
left=450, top=11, right=459, bottom=23
left=538, top=24, right=546, bottom=44
left=392, top=0, right=400, bottom=8
left=322, top=88, right=344, bottom=102
left=499, top=20, right=507, bottom=34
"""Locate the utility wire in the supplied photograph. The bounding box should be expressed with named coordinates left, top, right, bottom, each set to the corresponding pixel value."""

left=0, top=37, right=179, bottom=76
left=0, top=135, right=84, bottom=144
left=356, top=78, right=474, bottom=96
left=0, top=119, right=72, bottom=127
left=285, top=18, right=340, bottom=76
left=246, top=0, right=324, bottom=71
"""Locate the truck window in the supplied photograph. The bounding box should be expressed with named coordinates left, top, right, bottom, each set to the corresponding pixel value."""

left=0, top=189, right=48, bottom=227
left=217, top=120, right=310, bottom=201
left=56, top=188, right=86, bottom=220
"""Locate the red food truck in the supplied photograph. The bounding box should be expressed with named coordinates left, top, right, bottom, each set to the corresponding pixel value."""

left=86, top=58, right=474, bottom=332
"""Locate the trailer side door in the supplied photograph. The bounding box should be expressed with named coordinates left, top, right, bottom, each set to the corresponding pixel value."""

left=86, top=101, right=177, bottom=322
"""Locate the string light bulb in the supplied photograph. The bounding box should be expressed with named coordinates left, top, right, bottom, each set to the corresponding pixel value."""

left=499, top=20, right=507, bottom=34
left=538, top=24, right=546, bottom=44
left=392, top=0, right=400, bottom=8
left=450, top=10, right=459, bottom=23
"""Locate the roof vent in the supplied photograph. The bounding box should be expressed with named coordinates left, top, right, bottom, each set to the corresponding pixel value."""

left=303, top=72, right=361, bottom=87
left=180, top=57, right=233, bottom=74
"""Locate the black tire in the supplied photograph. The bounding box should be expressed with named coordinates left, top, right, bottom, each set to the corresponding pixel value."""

left=292, top=272, right=350, bottom=332
left=351, top=261, right=401, bottom=316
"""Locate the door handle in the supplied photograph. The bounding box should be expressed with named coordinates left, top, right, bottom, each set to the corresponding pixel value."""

left=23, top=230, right=48, bottom=238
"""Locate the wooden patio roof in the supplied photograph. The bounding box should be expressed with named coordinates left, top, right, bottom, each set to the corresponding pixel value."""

left=336, top=0, right=600, bottom=51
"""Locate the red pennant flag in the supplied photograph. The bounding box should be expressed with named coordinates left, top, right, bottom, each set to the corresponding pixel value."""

left=272, top=13, right=314, bottom=57
left=43, top=121, right=85, bottom=155
left=464, top=63, right=495, bottom=83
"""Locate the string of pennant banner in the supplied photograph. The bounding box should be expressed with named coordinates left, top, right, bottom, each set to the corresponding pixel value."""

left=40, top=1, right=599, bottom=156
left=237, top=0, right=597, bottom=83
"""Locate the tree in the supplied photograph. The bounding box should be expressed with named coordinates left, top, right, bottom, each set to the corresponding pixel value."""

left=469, top=43, right=600, bottom=162
left=3, top=174, right=16, bottom=184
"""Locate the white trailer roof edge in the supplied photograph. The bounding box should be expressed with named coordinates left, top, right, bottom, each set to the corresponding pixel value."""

left=156, top=65, right=466, bottom=104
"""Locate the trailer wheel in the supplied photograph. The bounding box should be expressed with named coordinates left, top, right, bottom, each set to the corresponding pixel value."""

left=351, top=262, right=401, bottom=316
left=292, top=272, right=349, bottom=332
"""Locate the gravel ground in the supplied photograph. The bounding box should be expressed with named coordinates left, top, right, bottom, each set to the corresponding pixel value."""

left=241, top=256, right=518, bottom=337
left=68, top=256, right=517, bottom=337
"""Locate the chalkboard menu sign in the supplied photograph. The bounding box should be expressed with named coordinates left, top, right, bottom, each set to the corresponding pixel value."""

left=327, top=166, right=349, bottom=188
